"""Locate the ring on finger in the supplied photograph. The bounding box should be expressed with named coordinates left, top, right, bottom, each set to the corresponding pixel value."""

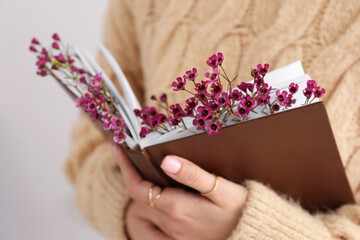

left=201, top=174, right=219, bottom=197
left=148, top=185, right=162, bottom=208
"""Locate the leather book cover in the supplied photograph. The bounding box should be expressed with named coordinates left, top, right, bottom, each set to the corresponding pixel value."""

left=124, top=102, right=355, bottom=212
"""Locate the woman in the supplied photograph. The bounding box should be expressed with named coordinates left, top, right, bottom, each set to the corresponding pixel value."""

left=65, top=0, right=360, bottom=239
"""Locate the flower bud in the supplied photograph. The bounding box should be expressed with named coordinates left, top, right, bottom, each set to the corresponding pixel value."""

left=52, top=33, right=60, bottom=41
left=52, top=42, right=59, bottom=49
left=31, top=38, right=39, bottom=45
left=29, top=46, right=37, bottom=52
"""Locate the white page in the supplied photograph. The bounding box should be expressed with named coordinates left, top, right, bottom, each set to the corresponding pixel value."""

left=98, top=44, right=142, bottom=136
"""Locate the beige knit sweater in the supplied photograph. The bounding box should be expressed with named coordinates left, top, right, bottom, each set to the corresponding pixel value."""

left=65, top=0, right=360, bottom=239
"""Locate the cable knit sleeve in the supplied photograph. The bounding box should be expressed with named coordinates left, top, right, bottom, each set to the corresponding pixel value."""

left=64, top=0, right=142, bottom=238
left=227, top=181, right=360, bottom=240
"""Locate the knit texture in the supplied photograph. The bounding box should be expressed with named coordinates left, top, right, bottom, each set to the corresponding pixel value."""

left=65, top=0, right=360, bottom=239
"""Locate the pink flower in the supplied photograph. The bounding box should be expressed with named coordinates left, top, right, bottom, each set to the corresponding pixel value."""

left=86, top=100, right=97, bottom=112
left=206, top=52, right=224, bottom=68
left=307, top=80, right=317, bottom=89
left=215, top=92, right=230, bottom=107
left=272, top=104, right=280, bottom=112
left=158, top=114, right=167, bottom=124
left=193, top=118, right=206, bottom=130
left=113, top=130, right=126, bottom=144
left=168, top=116, right=180, bottom=126
left=79, top=76, right=86, bottom=83
left=289, top=83, right=299, bottom=94
left=169, top=104, right=184, bottom=119
left=52, top=33, right=60, bottom=41
left=285, top=94, right=296, bottom=107
left=110, top=116, right=125, bottom=130
left=172, top=77, right=186, bottom=91
left=205, top=68, right=220, bottom=82
left=78, top=68, right=86, bottom=74
left=54, top=53, right=66, bottom=63
left=303, top=87, right=313, bottom=99
left=41, top=48, right=48, bottom=55
left=195, top=92, right=209, bottom=103
left=254, top=74, right=264, bottom=86
left=256, top=94, right=270, bottom=106
left=183, top=68, right=198, bottom=81
left=134, top=109, right=141, bottom=117
left=241, top=94, right=255, bottom=110
left=206, top=101, right=220, bottom=112
left=159, top=93, right=167, bottom=103
left=29, top=46, right=37, bottom=52
left=140, top=127, right=150, bottom=138
left=31, top=38, right=39, bottom=44
left=210, top=82, right=222, bottom=95
left=314, top=87, right=325, bottom=98
left=275, top=90, right=290, bottom=106
left=184, top=98, right=198, bottom=115
left=52, top=42, right=59, bottom=49
left=237, top=105, right=249, bottom=118
left=230, top=89, right=242, bottom=101
left=238, top=82, right=254, bottom=93
left=71, top=65, right=77, bottom=72
left=67, top=55, right=75, bottom=64
left=195, top=80, right=209, bottom=93
left=90, top=73, right=103, bottom=89
left=206, top=120, right=221, bottom=135
left=90, top=112, right=101, bottom=121
left=256, top=63, right=269, bottom=76
left=197, top=106, right=212, bottom=120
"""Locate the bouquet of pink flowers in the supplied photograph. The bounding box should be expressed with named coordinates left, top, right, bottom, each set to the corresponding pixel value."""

left=30, top=34, right=325, bottom=146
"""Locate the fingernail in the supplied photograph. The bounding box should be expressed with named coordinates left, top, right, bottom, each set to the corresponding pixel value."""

left=161, top=156, right=182, bottom=174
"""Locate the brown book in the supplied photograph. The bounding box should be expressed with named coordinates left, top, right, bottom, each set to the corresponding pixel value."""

left=122, top=102, right=354, bottom=212
left=45, top=46, right=354, bottom=212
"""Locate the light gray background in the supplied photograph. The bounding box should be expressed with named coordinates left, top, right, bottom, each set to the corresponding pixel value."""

left=0, top=0, right=109, bottom=239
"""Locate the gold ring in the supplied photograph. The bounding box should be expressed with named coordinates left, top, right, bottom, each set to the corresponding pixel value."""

left=201, top=174, right=219, bottom=197
left=148, top=186, right=162, bottom=208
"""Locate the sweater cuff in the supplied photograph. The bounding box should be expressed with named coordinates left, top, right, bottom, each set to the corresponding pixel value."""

left=227, top=180, right=332, bottom=240
left=71, top=142, right=131, bottom=240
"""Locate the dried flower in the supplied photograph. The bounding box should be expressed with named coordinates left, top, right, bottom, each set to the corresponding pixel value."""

left=140, top=127, right=150, bottom=138
left=113, top=129, right=126, bottom=143
left=183, top=68, right=198, bottom=81
left=31, top=37, right=326, bottom=141
left=52, top=33, right=60, bottom=41
left=29, top=46, right=37, bottom=52
left=289, top=83, right=299, bottom=94
left=276, top=90, right=290, bottom=106
left=206, top=52, right=224, bottom=68
left=206, top=120, right=221, bottom=135
left=31, top=38, right=39, bottom=45
left=159, top=93, right=167, bottom=103
left=172, top=77, right=186, bottom=91
left=52, top=42, right=59, bottom=49
left=314, top=87, right=325, bottom=98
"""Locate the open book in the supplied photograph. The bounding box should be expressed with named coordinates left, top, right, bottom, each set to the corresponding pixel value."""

left=31, top=37, right=354, bottom=211
left=82, top=46, right=315, bottom=150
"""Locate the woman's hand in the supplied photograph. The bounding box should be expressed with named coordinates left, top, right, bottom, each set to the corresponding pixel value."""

left=111, top=145, right=248, bottom=240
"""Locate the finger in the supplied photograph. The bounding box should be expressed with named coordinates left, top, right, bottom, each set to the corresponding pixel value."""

left=129, top=213, right=171, bottom=240
left=142, top=221, right=172, bottom=240
left=160, top=155, right=238, bottom=206
left=110, top=144, right=162, bottom=204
